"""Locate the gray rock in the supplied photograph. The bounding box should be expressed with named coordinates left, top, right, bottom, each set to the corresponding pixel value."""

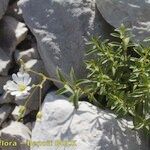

left=0, top=80, right=15, bottom=123
left=1, top=121, right=31, bottom=150
left=12, top=106, right=20, bottom=120
left=0, top=92, right=14, bottom=105
left=0, top=47, right=12, bottom=76
left=96, top=0, right=150, bottom=42
left=6, top=1, right=24, bottom=22
left=15, top=47, right=40, bottom=62
left=16, top=59, right=51, bottom=113
left=0, top=16, right=28, bottom=53
left=25, top=122, right=35, bottom=131
left=31, top=91, right=148, bottom=150
left=0, top=105, right=14, bottom=126
left=19, top=0, right=112, bottom=86
left=1, top=117, right=12, bottom=129
left=0, top=0, right=9, bottom=20
left=0, top=76, right=11, bottom=95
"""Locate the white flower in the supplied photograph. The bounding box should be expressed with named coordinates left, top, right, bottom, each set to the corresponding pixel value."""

left=3, top=72, right=32, bottom=99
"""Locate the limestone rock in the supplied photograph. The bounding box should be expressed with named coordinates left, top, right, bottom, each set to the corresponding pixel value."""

left=96, top=0, right=150, bottom=42
left=0, top=0, right=9, bottom=20
left=0, top=92, right=14, bottom=105
left=6, top=1, right=24, bottom=22
left=19, top=0, right=112, bottom=86
left=31, top=91, right=148, bottom=150
left=0, top=105, right=14, bottom=127
left=0, top=76, right=11, bottom=95
left=12, top=106, right=20, bottom=120
left=1, top=117, right=12, bottom=129
left=25, top=122, right=35, bottom=131
left=0, top=47, right=12, bottom=76
left=1, top=121, right=31, bottom=150
left=14, top=47, right=40, bottom=62
left=0, top=16, right=28, bottom=53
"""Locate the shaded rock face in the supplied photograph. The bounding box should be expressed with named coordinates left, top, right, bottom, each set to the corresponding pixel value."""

left=0, top=76, right=11, bottom=94
left=31, top=91, right=147, bottom=150
left=0, top=105, right=14, bottom=127
left=0, top=0, right=9, bottom=19
left=0, top=16, right=28, bottom=53
left=15, top=47, right=40, bottom=62
left=19, top=0, right=112, bottom=86
left=0, top=47, right=12, bottom=76
left=0, top=16, right=28, bottom=76
left=6, top=1, right=24, bottom=22
left=96, top=0, right=150, bottom=42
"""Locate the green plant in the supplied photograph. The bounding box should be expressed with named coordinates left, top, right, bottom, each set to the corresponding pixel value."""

left=57, top=24, right=150, bottom=133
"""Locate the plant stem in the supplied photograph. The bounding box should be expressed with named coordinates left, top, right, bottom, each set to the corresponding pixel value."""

left=28, top=69, right=63, bottom=84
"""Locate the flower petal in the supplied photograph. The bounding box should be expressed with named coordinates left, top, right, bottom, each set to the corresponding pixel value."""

left=23, top=73, right=31, bottom=85
left=4, top=81, right=18, bottom=91
left=27, top=77, right=32, bottom=85
left=16, top=93, right=29, bottom=100
left=17, top=72, right=24, bottom=82
left=11, top=91, right=22, bottom=96
left=3, top=84, right=8, bottom=91
left=26, top=86, right=31, bottom=91
left=12, top=73, right=23, bottom=84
